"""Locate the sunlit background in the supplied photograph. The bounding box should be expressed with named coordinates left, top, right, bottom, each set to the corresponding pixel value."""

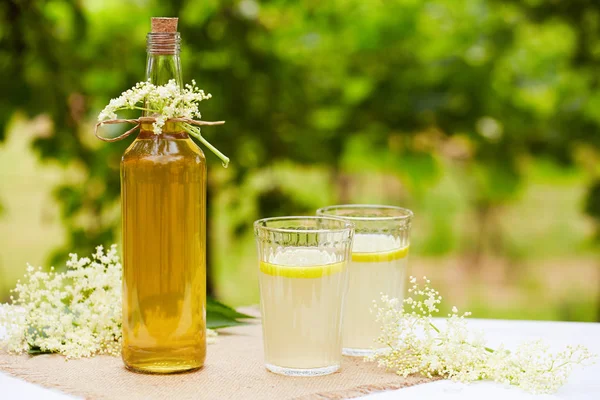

left=0, top=0, right=599, bottom=321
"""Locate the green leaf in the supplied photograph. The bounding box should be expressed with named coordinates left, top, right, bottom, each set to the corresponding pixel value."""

left=206, top=297, right=255, bottom=329
left=206, top=312, right=248, bottom=329
left=27, top=346, right=53, bottom=355
left=206, top=297, right=254, bottom=329
left=207, top=297, right=255, bottom=320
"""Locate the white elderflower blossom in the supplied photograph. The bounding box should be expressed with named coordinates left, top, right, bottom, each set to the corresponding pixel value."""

left=369, top=277, right=596, bottom=394
left=0, top=245, right=217, bottom=358
left=97, top=79, right=212, bottom=135
left=97, top=79, right=229, bottom=167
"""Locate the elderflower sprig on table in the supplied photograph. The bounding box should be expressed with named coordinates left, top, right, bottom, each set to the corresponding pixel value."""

left=0, top=245, right=218, bottom=359
left=370, top=276, right=596, bottom=394
left=97, top=79, right=229, bottom=167
left=0, top=245, right=122, bottom=358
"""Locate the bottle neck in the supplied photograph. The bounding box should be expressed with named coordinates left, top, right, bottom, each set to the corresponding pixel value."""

left=145, top=32, right=183, bottom=94
left=144, top=32, right=184, bottom=135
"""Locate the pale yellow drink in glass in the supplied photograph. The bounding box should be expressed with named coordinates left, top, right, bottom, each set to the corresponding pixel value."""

left=343, top=234, right=408, bottom=354
left=316, top=205, right=413, bottom=356
left=254, top=216, right=353, bottom=377
left=259, top=249, right=347, bottom=375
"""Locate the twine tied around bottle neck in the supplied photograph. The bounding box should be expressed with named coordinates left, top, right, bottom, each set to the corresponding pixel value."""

left=94, top=116, right=225, bottom=142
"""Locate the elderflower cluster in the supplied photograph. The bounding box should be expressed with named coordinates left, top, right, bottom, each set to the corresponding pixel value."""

left=0, top=245, right=123, bottom=358
left=0, top=245, right=217, bottom=359
left=97, top=79, right=212, bottom=134
left=370, top=276, right=596, bottom=394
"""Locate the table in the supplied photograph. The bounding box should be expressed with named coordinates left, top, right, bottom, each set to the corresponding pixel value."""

left=2, top=319, right=599, bottom=399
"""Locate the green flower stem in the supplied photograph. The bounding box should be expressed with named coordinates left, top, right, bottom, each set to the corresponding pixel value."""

left=430, top=321, right=495, bottom=353
left=184, top=124, right=230, bottom=168
left=133, top=106, right=155, bottom=112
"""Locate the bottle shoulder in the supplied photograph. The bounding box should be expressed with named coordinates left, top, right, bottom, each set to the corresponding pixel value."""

left=122, top=132, right=206, bottom=166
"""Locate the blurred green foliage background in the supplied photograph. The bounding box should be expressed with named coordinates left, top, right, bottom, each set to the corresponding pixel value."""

left=0, top=0, right=599, bottom=321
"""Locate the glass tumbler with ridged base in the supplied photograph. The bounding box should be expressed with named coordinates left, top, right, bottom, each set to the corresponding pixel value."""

left=317, top=205, right=412, bottom=357
left=254, top=216, right=354, bottom=376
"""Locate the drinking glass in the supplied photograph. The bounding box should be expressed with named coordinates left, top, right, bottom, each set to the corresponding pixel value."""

left=317, top=205, right=412, bottom=356
left=254, top=216, right=354, bottom=376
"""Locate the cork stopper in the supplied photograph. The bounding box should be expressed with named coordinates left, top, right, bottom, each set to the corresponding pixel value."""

left=151, top=17, right=178, bottom=33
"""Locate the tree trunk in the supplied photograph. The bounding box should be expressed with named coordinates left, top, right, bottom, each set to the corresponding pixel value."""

left=468, top=202, right=491, bottom=274
left=332, top=167, right=351, bottom=204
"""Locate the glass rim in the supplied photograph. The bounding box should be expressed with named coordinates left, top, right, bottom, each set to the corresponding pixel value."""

left=253, top=216, right=355, bottom=234
left=316, top=204, right=413, bottom=221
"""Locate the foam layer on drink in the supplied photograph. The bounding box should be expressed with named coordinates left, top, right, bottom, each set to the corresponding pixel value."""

left=352, top=233, right=402, bottom=253
left=268, top=248, right=338, bottom=266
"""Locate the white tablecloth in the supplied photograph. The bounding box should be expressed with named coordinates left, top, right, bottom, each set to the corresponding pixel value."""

left=1, top=318, right=599, bottom=400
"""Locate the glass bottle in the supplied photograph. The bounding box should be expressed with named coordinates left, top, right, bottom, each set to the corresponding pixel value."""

left=121, top=18, right=206, bottom=373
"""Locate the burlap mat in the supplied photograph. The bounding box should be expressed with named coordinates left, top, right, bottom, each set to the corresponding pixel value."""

left=0, top=321, right=432, bottom=399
